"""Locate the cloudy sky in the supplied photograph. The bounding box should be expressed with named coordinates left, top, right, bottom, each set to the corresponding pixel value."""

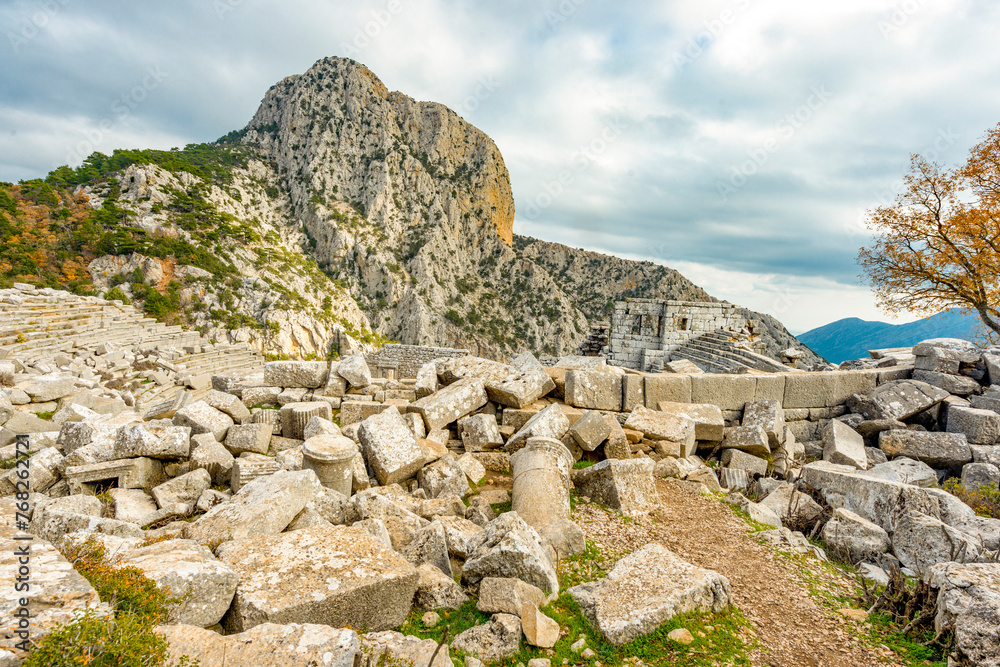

left=3, top=0, right=999, bottom=333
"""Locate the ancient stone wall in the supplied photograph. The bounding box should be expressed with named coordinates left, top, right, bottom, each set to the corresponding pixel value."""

left=608, top=299, right=746, bottom=369
left=366, top=344, right=468, bottom=379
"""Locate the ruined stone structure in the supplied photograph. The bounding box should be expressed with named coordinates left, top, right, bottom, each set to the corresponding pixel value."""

left=608, top=300, right=748, bottom=370
left=365, top=343, right=468, bottom=379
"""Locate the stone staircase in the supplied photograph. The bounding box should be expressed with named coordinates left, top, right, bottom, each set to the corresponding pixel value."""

left=0, top=287, right=264, bottom=405
left=669, top=329, right=790, bottom=374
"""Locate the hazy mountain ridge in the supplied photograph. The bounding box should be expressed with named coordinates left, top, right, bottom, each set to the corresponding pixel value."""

left=799, top=309, right=988, bottom=364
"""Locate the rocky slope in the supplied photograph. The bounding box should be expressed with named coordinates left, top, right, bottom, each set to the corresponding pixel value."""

left=1, top=56, right=816, bottom=364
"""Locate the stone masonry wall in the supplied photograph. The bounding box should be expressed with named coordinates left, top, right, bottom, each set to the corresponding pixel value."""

left=608, top=299, right=746, bottom=369
left=366, top=343, right=468, bottom=379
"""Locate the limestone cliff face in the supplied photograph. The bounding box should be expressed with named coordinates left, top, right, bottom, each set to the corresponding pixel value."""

left=239, top=57, right=587, bottom=358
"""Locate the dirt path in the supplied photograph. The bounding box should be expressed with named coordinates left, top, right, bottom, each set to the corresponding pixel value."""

left=571, top=479, right=905, bottom=667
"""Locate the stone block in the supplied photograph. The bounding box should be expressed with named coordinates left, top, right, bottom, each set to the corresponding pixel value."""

left=879, top=430, right=972, bottom=468
left=822, top=420, right=867, bottom=470
left=203, top=389, right=251, bottom=424
left=411, top=378, right=488, bottom=431
left=946, top=405, right=1000, bottom=445
left=624, top=406, right=695, bottom=457
left=279, top=401, right=332, bottom=440
left=742, top=400, right=784, bottom=447
left=656, top=402, right=725, bottom=441
left=691, top=374, right=755, bottom=411
left=568, top=410, right=612, bottom=451
left=264, top=361, right=328, bottom=388
left=721, top=425, right=770, bottom=457
left=358, top=406, right=425, bottom=486
left=644, top=375, right=692, bottom=408
left=339, top=401, right=389, bottom=426
left=572, top=458, right=657, bottom=516
left=240, top=385, right=280, bottom=408
left=225, top=422, right=273, bottom=455
left=337, top=354, right=372, bottom=388
left=173, top=402, right=234, bottom=442
left=720, top=449, right=768, bottom=476
left=564, top=371, right=622, bottom=411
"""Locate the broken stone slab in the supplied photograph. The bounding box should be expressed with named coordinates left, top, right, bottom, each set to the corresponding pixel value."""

left=912, top=369, right=981, bottom=396
left=2, top=446, right=63, bottom=493
left=411, top=377, right=488, bottom=431
left=486, top=353, right=556, bottom=408
left=436, top=356, right=511, bottom=385
left=151, top=468, right=212, bottom=509
left=242, top=386, right=282, bottom=408
left=217, top=524, right=419, bottom=633
left=505, top=403, right=570, bottom=453
left=414, top=361, right=438, bottom=399
left=568, top=543, right=731, bottom=646
left=203, top=389, right=251, bottom=424
left=414, top=561, right=469, bottom=611
left=720, top=449, right=768, bottom=477
left=913, top=338, right=981, bottom=363
left=720, top=425, right=771, bottom=458
left=572, top=458, right=657, bottom=517
left=538, top=518, right=586, bottom=560
left=337, top=354, right=372, bottom=388
left=565, top=370, right=623, bottom=411
left=742, top=400, right=785, bottom=447
left=758, top=483, right=824, bottom=527
left=923, top=562, right=1000, bottom=667
left=821, top=507, right=890, bottom=564
left=849, top=380, right=950, bottom=421
left=946, top=405, right=1000, bottom=446
left=116, top=538, right=238, bottom=627
left=718, top=467, right=750, bottom=491
left=460, top=413, right=503, bottom=452
left=879, top=430, right=972, bottom=468
left=109, top=488, right=159, bottom=525
left=522, top=602, right=559, bottom=648
left=358, top=406, right=426, bottom=486
left=455, top=452, right=487, bottom=485
left=210, top=368, right=265, bottom=397
left=435, top=515, right=485, bottom=559
left=264, top=360, right=328, bottom=388
left=462, top=511, right=559, bottom=594
left=892, top=509, right=983, bottom=575
left=568, top=410, right=611, bottom=451
left=451, top=613, right=522, bottom=664
left=160, top=622, right=359, bottom=667
left=858, top=457, right=939, bottom=488
left=477, top=576, right=547, bottom=616
left=65, top=457, right=165, bottom=494
left=225, top=422, right=273, bottom=455
left=402, top=520, right=453, bottom=578
left=279, top=401, right=332, bottom=440
left=961, top=461, right=1000, bottom=490
left=0, top=529, right=111, bottom=662
left=186, top=469, right=321, bottom=545
left=340, top=401, right=389, bottom=426
left=114, top=423, right=191, bottom=460
left=173, top=401, right=234, bottom=442
left=29, top=510, right=144, bottom=544
left=360, top=630, right=453, bottom=667
left=418, top=457, right=471, bottom=499
left=822, top=420, right=867, bottom=470
left=18, top=376, right=75, bottom=402
left=655, top=402, right=725, bottom=442
left=625, top=406, right=696, bottom=458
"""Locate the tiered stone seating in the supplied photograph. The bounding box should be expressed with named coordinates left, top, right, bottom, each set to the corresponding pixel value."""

left=669, top=329, right=789, bottom=374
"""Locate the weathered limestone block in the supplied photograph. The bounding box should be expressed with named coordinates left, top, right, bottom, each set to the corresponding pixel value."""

left=505, top=404, right=570, bottom=453
left=451, top=614, right=522, bottom=664
left=360, top=630, right=453, bottom=667
left=477, top=577, right=547, bottom=616
left=264, top=360, right=328, bottom=388
left=656, top=402, right=725, bottom=442
left=821, top=507, right=891, bottom=564
left=822, top=420, right=867, bottom=470
left=572, top=458, right=657, bottom=517
left=568, top=410, right=611, bottom=451
left=962, top=461, right=1000, bottom=490
left=892, top=510, right=982, bottom=575
left=946, top=405, right=1000, bottom=446
left=912, top=369, right=981, bottom=396
left=462, top=512, right=559, bottom=594
left=225, top=422, right=273, bottom=456
left=417, top=458, right=471, bottom=499
left=413, top=561, right=468, bottom=611
left=340, top=401, right=389, bottom=426
left=414, top=361, right=438, bottom=399
left=359, top=407, right=426, bottom=486
left=229, top=453, right=282, bottom=492
left=568, top=543, right=731, bottom=646
left=186, top=469, right=321, bottom=545
left=720, top=449, right=768, bottom=477
left=692, top=374, right=756, bottom=411
left=859, top=457, right=938, bottom=488
left=742, top=400, right=785, bottom=447
left=486, top=353, right=555, bottom=408
left=64, top=457, right=165, bottom=493
left=18, top=376, right=75, bottom=402
left=721, top=425, right=770, bottom=458
left=173, top=402, right=234, bottom=442
left=109, top=488, right=159, bottom=525
left=624, top=406, right=696, bottom=457
left=461, top=413, right=504, bottom=451
left=116, top=538, right=238, bottom=627
left=924, top=562, right=1000, bottom=667
left=3, top=446, right=63, bottom=493
left=644, top=375, right=692, bottom=408
left=202, top=389, right=251, bottom=424
left=160, top=622, right=359, bottom=667
left=152, top=468, right=212, bottom=509
left=850, top=380, right=950, bottom=421
left=217, top=525, right=419, bottom=633
left=411, top=377, right=488, bottom=431
left=565, top=370, right=622, bottom=411
left=758, top=483, right=823, bottom=526
left=337, top=354, right=373, bottom=388
left=242, top=386, right=282, bottom=408
left=522, top=602, right=559, bottom=648
left=879, top=430, right=972, bottom=467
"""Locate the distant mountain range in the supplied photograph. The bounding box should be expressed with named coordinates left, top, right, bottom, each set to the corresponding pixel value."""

left=798, top=309, right=987, bottom=364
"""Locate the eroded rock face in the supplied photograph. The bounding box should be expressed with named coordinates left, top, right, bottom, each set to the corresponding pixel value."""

left=925, top=562, right=1000, bottom=667
left=462, top=512, right=559, bottom=595
left=569, top=543, right=731, bottom=646
left=216, top=525, right=419, bottom=633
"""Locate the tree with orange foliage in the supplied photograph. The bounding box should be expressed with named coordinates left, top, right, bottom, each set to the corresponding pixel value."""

left=858, top=123, right=1000, bottom=337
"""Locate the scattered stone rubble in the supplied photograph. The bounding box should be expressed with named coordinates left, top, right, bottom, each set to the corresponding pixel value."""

left=2, top=291, right=999, bottom=667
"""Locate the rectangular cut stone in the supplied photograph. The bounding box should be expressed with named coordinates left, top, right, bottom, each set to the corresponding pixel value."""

left=340, top=401, right=389, bottom=426
left=655, top=402, right=725, bottom=441
left=263, top=361, right=328, bottom=388
left=358, top=407, right=426, bottom=485
left=742, top=400, right=785, bottom=447
left=946, top=405, right=1000, bottom=445
left=622, top=375, right=645, bottom=412
left=644, top=375, right=692, bottom=408
left=721, top=425, right=770, bottom=457
left=721, top=449, right=768, bottom=476
left=852, top=380, right=950, bottom=421
left=822, top=420, right=867, bottom=470
left=410, top=377, right=488, bottom=431
left=624, top=406, right=695, bottom=457
left=690, top=375, right=755, bottom=411
left=65, top=458, right=166, bottom=493
left=572, top=458, right=657, bottom=516
left=753, top=375, right=786, bottom=402
left=485, top=353, right=555, bottom=408
left=569, top=411, right=612, bottom=451
left=565, top=371, right=623, bottom=411
left=879, top=430, right=972, bottom=468
left=216, top=525, right=419, bottom=633
left=229, top=456, right=282, bottom=493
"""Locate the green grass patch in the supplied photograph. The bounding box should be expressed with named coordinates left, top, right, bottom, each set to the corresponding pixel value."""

left=34, top=410, right=56, bottom=421
left=572, top=459, right=596, bottom=469
left=866, top=612, right=947, bottom=667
